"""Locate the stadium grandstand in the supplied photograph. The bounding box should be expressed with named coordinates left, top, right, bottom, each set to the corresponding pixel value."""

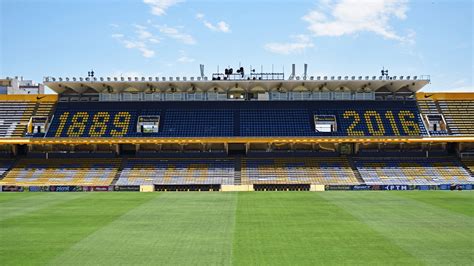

left=0, top=65, right=473, bottom=192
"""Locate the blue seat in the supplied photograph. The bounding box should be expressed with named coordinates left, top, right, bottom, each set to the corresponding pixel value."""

left=43, top=100, right=427, bottom=138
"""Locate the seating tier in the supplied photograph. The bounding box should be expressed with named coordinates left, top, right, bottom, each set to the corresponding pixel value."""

left=116, top=158, right=235, bottom=185
left=43, top=101, right=426, bottom=138
left=241, top=157, right=360, bottom=185
left=0, top=158, right=121, bottom=186
left=437, top=100, right=474, bottom=135
left=0, top=101, right=35, bottom=138
left=354, top=157, right=474, bottom=185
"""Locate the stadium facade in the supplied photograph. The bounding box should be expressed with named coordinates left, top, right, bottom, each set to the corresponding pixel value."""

left=0, top=65, right=473, bottom=192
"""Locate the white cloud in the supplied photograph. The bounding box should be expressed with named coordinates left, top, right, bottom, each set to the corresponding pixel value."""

left=195, top=13, right=205, bottom=20
left=111, top=33, right=124, bottom=39
left=148, top=38, right=161, bottom=44
left=133, top=24, right=162, bottom=43
left=109, top=23, right=119, bottom=28
left=134, top=24, right=154, bottom=40
left=143, top=0, right=183, bottom=16
left=205, top=21, right=231, bottom=33
left=264, top=34, right=315, bottom=55
left=112, top=32, right=156, bottom=58
left=302, top=0, right=413, bottom=43
left=177, top=50, right=195, bottom=63
left=122, top=39, right=156, bottom=58
left=196, top=13, right=231, bottom=33
left=156, top=25, right=196, bottom=45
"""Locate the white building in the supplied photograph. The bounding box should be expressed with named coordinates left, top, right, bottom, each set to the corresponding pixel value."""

left=0, top=77, right=45, bottom=95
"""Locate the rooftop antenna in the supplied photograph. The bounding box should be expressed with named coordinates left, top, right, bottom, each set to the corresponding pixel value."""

left=200, top=64, right=205, bottom=78
left=381, top=67, right=388, bottom=79
left=87, top=70, right=95, bottom=78
left=290, top=64, right=296, bottom=80
left=303, top=63, right=308, bottom=80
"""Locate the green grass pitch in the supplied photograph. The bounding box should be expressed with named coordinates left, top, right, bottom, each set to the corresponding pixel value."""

left=0, top=191, right=473, bottom=265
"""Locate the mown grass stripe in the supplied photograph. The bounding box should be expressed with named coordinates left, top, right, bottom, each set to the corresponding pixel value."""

left=0, top=192, right=156, bottom=266
left=1, top=191, right=472, bottom=266
left=50, top=192, right=238, bottom=266
left=320, top=191, right=474, bottom=265
left=232, top=192, right=421, bottom=266
left=395, top=191, right=474, bottom=217
left=0, top=192, right=89, bottom=222
left=0, top=192, right=40, bottom=203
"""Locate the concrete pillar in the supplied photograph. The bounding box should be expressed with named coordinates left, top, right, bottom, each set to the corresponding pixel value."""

left=354, top=143, right=360, bottom=154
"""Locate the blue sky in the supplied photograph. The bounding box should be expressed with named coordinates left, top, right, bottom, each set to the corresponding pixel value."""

left=0, top=0, right=472, bottom=92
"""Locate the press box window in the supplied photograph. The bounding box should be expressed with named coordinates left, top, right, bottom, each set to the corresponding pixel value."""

left=314, top=115, right=337, bottom=132
left=137, top=116, right=160, bottom=133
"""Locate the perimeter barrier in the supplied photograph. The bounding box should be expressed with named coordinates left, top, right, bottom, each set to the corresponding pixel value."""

left=0, top=184, right=472, bottom=192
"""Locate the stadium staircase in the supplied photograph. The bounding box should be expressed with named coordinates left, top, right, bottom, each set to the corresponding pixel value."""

left=110, top=158, right=127, bottom=186
left=234, top=157, right=242, bottom=185
left=0, top=172, right=6, bottom=181
left=347, top=157, right=365, bottom=184
left=17, top=103, right=36, bottom=137
left=38, top=101, right=57, bottom=131
left=434, top=101, right=453, bottom=134
left=22, top=101, right=57, bottom=137
left=417, top=100, right=451, bottom=135
left=461, top=159, right=474, bottom=177
left=0, top=158, right=17, bottom=181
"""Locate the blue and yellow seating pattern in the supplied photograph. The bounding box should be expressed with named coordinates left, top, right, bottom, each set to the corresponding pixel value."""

left=0, top=159, right=15, bottom=177
left=462, top=159, right=474, bottom=173
left=438, top=100, right=474, bottom=135
left=241, top=157, right=360, bottom=185
left=354, top=157, right=474, bottom=185
left=116, top=158, right=235, bottom=185
left=0, top=158, right=121, bottom=186
left=0, top=101, right=36, bottom=138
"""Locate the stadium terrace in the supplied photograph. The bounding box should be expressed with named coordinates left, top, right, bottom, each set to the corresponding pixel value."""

left=0, top=64, right=473, bottom=192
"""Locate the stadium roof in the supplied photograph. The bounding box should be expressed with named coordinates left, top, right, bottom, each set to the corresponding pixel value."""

left=44, top=76, right=430, bottom=94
